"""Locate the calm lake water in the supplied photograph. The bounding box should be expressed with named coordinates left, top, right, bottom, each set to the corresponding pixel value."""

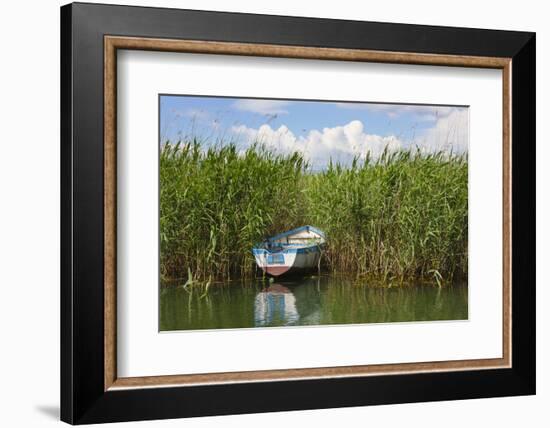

left=160, top=276, right=468, bottom=331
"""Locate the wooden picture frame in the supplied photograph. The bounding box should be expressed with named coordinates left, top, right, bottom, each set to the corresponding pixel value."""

left=61, top=2, right=535, bottom=424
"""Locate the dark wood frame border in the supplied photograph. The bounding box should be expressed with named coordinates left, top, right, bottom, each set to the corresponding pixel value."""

left=61, top=2, right=535, bottom=424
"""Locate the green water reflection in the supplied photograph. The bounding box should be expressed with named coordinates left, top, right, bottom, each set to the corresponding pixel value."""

left=160, top=276, right=468, bottom=331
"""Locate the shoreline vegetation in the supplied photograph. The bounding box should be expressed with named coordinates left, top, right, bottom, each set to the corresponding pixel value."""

left=160, top=140, right=468, bottom=288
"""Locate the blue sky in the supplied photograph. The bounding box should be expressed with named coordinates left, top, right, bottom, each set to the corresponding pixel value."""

left=160, top=95, right=468, bottom=169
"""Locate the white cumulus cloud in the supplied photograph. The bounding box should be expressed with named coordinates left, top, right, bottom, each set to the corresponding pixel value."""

left=415, top=108, right=469, bottom=154
left=231, top=120, right=403, bottom=169
left=232, top=99, right=292, bottom=115
left=334, top=103, right=460, bottom=122
left=230, top=111, right=469, bottom=170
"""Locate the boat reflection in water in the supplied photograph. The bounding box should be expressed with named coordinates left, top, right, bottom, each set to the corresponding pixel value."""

left=254, top=284, right=299, bottom=327
left=254, top=279, right=322, bottom=327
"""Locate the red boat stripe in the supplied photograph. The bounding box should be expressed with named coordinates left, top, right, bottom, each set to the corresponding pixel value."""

left=262, top=265, right=291, bottom=277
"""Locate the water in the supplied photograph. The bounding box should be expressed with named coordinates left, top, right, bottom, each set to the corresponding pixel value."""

left=160, top=276, right=468, bottom=331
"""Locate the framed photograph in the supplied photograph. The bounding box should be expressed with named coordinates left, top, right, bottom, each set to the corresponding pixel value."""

left=60, top=2, right=535, bottom=424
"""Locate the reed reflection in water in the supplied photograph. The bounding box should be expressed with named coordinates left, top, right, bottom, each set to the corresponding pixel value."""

left=160, top=276, right=468, bottom=331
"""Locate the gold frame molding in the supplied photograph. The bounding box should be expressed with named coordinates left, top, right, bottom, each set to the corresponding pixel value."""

left=104, top=36, right=512, bottom=391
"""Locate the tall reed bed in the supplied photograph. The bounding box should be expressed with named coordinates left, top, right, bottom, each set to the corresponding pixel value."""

left=305, top=151, right=468, bottom=284
left=160, top=140, right=306, bottom=283
left=160, top=140, right=467, bottom=285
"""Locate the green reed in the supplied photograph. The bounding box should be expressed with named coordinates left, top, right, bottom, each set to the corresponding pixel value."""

left=304, top=150, right=468, bottom=285
left=160, top=140, right=467, bottom=286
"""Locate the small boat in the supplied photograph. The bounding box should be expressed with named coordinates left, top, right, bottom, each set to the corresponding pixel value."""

left=252, top=225, right=326, bottom=277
